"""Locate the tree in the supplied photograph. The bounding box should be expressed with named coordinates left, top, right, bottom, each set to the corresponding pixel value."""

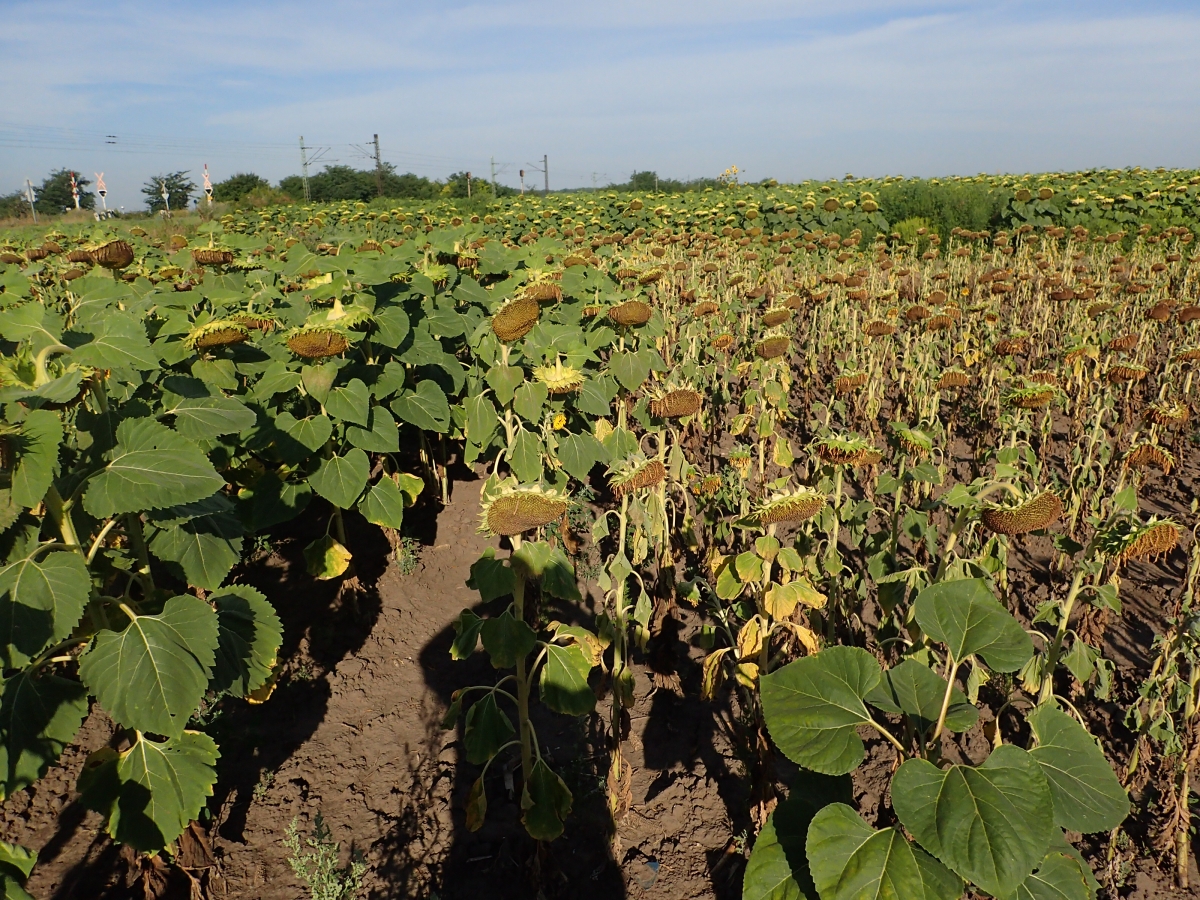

left=0, top=190, right=30, bottom=220
left=212, top=173, right=268, bottom=203
left=35, top=169, right=95, bottom=212
left=142, top=172, right=197, bottom=212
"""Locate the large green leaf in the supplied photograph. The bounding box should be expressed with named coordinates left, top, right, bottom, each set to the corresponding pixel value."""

left=0, top=550, right=90, bottom=668
left=999, top=851, right=1092, bottom=900
left=163, top=396, right=255, bottom=441
left=521, top=758, right=572, bottom=841
left=865, top=658, right=978, bottom=735
left=463, top=691, right=514, bottom=764
left=512, top=541, right=581, bottom=601
left=1026, top=705, right=1129, bottom=833
left=210, top=586, right=281, bottom=699
left=278, top=412, right=333, bottom=453
left=465, top=393, right=498, bottom=447
left=892, top=744, right=1054, bottom=897
left=0, top=841, right=35, bottom=900
left=913, top=578, right=1032, bottom=671
left=147, top=505, right=244, bottom=591
left=760, top=646, right=881, bottom=775
left=346, top=405, right=399, bottom=452
left=308, top=448, right=369, bottom=509
left=508, top=429, right=543, bottom=483
left=610, top=350, right=651, bottom=391
left=742, top=772, right=852, bottom=900
left=391, top=380, right=450, bottom=432
left=79, top=595, right=220, bottom=738
left=485, top=364, right=524, bottom=406
left=83, top=418, right=225, bottom=517
left=806, top=803, right=963, bottom=900
left=480, top=609, right=536, bottom=669
left=512, top=381, right=549, bottom=423
left=539, top=642, right=594, bottom=715
left=357, top=476, right=406, bottom=529
left=0, top=670, right=88, bottom=799
left=78, top=731, right=219, bottom=853
left=325, top=378, right=370, bottom=426
left=557, top=431, right=608, bottom=481
left=468, top=549, right=515, bottom=602
left=70, top=312, right=159, bottom=371
left=10, top=409, right=61, bottom=508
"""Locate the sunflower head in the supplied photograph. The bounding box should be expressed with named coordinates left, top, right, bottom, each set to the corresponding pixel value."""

left=608, top=299, right=653, bottom=327
left=890, top=421, right=933, bottom=457
left=649, top=387, right=702, bottom=419
left=186, top=319, right=251, bottom=351
left=1096, top=517, right=1180, bottom=565
left=980, top=490, right=1063, bottom=535
left=1124, top=442, right=1174, bottom=473
left=745, top=486, right=827, bottom=527
left=478, top=478, right=571, bottom=537
left=607, top=453, right=667, bottom=497
left=492, top=298, right=541, bottom=342
left=533, top=358, right=585, bottom=395
left=814, top=434, right=881, bottom=467
left=286, top=326, right=349, bottom=359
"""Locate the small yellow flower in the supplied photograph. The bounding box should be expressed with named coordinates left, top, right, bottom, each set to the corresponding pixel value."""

left=552, top=412, right=567, bottom=430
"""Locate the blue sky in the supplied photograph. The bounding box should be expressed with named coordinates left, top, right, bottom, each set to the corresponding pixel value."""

left=2, top=0, right=1198, bottom=208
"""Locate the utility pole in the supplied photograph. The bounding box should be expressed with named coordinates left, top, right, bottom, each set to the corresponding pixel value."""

left=373, top=133, right=383, bottom=198
left=543, top=154, right=549, bottom=195
left=299, top=136, right=312, bottom=202
left=519, top=170, right=525, bottom=195
left=491, top=157, right=498, bottom=198
left=466, top=172, right=472, bottom=199
left=25, top=180, right=37, bottom=224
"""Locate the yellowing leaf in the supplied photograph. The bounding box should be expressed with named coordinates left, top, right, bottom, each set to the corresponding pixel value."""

left=735, top=661, right=760, bottom=688
left=303, top=534, right=352, bottom=580
left=702, top=648, right=730, bottom=700
left=738, top=616, right=765, bottom=660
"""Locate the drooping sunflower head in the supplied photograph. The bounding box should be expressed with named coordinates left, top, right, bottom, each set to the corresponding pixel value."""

left=492, top=298, right=541, bottom=342
left=607, top=453, right=667, bottom=497
left=1124, top=442, right=1174, bottom=473
left=980, top=490, right=1063, bottom=536
left=286, top=326, right=349, bottom=359
left=608, top=299, right=653, bottom=327
left=478, top=479, right=571, bottom=537
left=186, top=319, right=251, bottom=351
left=533, top=358, right=585, bottom=395
left=814, top=433, right=881, bottom=467
left=755, top=334, right=791, bottom=360
left=890, top=421, right=933, bottom=457
left=728, top=446, right=753, bottom=478
left=1144, top=400, right=1190, bottom=427
left=1005, top=384, right=1057, bottom=409
left=88, top=240, right=135, bottom=270
left=1096, top=517, right=1180, bottom=565
left=230, top=311, right=279, bottom=333
left=648, top=387, right=703, bottom=419
left=746, top=486, right=827, bottom=527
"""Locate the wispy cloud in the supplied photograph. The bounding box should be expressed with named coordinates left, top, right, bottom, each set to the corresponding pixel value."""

left=1, top=1, right=1197, bottom=205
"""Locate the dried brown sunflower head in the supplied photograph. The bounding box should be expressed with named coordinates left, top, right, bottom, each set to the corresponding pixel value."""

left=745, top=486, right=826, bottom=527
left=1144, top=400, right=1189, bottom=427
left=492, top=298, right=541, bottom=342
left=980, top=490, right=1062, bottom=535
left=286, top=326, right=349, bottom=359
left=608, top=454, right=667, bottom=497
left=649, top=389, right=702, bottom=419
left=755, top=336, right=790, bottom=360
left=608, top=299, right=653, bottom=327
left=1124, top=442, right=1174, bottom=473
left=90, top=240, right=134, bottom=270
left=1097, top=518, right=1180, bottom=565
left=186, top=320, right=251, bottom=350
left=479, top=483, right=570, bottom=536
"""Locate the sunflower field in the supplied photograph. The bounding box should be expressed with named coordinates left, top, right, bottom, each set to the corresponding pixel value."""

left=2, top=166, right=1200, bottom=899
